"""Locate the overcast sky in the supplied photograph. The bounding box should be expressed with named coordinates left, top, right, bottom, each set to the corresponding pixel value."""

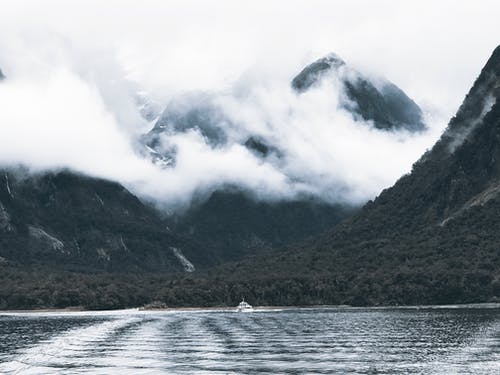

left=0, top=1, right=499, bottom=207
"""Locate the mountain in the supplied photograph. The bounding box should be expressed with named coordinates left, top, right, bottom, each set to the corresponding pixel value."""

left=0, top=68, right=5, bottom=80
left=184, top=45, right=500, bottom=306
left=140, top=53, right=427, bottom=264
left=0, top=68, right=206, bottom=274
left=145, top=52, right=426, bottom=164
left=292, top=53, right=426, bottom=131
left=0, top=46, right=463, bottom=309
left=142, top=92, right=355, bottom=263
left=151, top=93, right=228, bottom=148
left=167, top=189, right=354, bottom=263
left=0, top=168, right=207, bottom=273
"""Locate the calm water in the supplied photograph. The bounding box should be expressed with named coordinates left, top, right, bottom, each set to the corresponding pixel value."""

left=0, top=306, right=500, bottom=374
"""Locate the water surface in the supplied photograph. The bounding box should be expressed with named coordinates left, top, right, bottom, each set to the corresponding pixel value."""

left=1, top=306, right=500, bottom=374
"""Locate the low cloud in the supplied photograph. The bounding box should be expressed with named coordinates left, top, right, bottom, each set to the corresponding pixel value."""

left=141, top=74, right=445, bottom=206
left=0, top=0, right=498, bottom=209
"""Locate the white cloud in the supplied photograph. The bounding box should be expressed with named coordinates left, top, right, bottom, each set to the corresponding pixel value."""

left=0, top=68, right=152, bottom=179
left=0, top=0, right=498, bottom=208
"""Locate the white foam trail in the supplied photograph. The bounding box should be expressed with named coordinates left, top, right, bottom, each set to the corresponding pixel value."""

left=0, top=308, right=140, bottom=318
left=1, top=308, right=498, bottom=373
left=0, top=316, right=140, bottom=374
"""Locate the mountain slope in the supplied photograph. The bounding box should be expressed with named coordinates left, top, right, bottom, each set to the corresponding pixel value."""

left=0, top=69, right=205, bottom=273
left=168, top=189, right=354, bottom=263
left=0, top=168, right=206, bottom=273
left=174, top=45, right=500, bottom=307
left=143, top=91, right=356, bottom=263
left=139, top=52, right=427, bottom=264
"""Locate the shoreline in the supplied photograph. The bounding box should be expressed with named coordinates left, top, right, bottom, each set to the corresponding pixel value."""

left=2, top=302, right=500, bottom=315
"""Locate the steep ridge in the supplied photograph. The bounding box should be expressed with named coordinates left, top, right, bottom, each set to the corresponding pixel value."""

left=341, top=44, right=500, bottom=235
left=202, top=45, right=500, bottom=306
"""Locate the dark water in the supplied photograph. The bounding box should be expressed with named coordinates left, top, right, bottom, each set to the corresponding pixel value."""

left=0, top=306, right=500, bottom=374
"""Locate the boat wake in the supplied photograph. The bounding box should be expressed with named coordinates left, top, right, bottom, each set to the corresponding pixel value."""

left=0, top=317, right=141, bottom=374
left=0, top=308, right=499, bottom=374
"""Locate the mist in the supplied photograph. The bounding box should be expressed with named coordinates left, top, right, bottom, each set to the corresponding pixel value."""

left=0, top=0, right=499, bottom=209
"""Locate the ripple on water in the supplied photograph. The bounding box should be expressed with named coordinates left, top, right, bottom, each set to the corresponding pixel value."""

left=0, top=307, right=499, bottom=374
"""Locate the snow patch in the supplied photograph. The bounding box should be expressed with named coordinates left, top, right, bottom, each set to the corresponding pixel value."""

left=136, top=91, right=162, bottom=123
left=73, top=238, right=81, bottom=254
left=144, top=145, right=174, bottom=168
left=120, top=235, right=129, bottom=252
left=96, top=248, right=111, bottom=261
left=4, top=174, right=13, bottom=198
left=170, top=247, right=195, bottom=272
left=28, top=225, right=65, bottom=253
left=0, top=202, right=13, bottom=232
left=94, top=193, right=104, bottom=206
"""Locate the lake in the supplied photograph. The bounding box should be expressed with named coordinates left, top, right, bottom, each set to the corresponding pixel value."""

left=0, top=306, right=499, bottom=374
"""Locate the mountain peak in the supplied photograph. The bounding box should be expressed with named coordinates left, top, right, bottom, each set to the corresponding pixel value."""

left=292, top=53, right=426, bottom=131
left=484, top=44, right=500, bottom=73
left=291, top=53, right=345, bottom=92
left=0, top=68, right=5, bottom=81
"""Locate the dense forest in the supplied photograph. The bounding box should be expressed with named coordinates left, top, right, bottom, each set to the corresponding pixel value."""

left=1, top=45, right=500, bottom=310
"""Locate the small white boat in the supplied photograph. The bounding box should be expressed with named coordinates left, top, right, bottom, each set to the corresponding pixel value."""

left=236, top=298, right=253, bottom=312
